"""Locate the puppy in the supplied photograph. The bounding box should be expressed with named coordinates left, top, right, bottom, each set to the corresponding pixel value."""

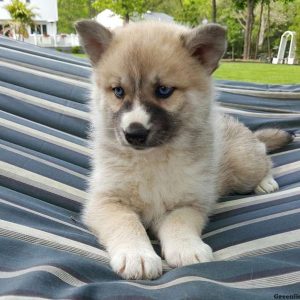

left=75, top=20, right=293, bottom=280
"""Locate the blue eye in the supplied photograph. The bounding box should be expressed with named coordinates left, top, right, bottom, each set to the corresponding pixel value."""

left=112, top=87, right=125, bottom=98
left=155, top=86, right=175, bottom=99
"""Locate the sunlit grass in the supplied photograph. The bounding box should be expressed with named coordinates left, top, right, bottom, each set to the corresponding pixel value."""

left=72, top=53, right=87, bottom=58
left=71, top=53, right=299, bottom=84
left=214, top=61, right=300, bottom=84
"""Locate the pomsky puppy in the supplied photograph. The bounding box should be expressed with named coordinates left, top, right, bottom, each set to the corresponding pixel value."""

left=75, top=20, right=294, bottom=280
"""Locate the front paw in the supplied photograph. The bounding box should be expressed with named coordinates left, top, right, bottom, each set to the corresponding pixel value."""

left=254, top=174, right=279, bottom=194
left=163, top=238, right=214, bottom=268
left=110, top=248, right=162, bottom=280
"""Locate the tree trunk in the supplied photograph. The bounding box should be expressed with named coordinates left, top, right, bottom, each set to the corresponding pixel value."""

left=254, top=0, right=264, bottom=60
left=212, top=0, right=217, bottom=23
left=124, top=13, right=130, bottom=24
left=258, top=12, right=266, bottom=47
left=243, top=0, right=255, bottom=60
left=87, top=0, right=96, bottom=18
left=266, top=2, right=271, bottom=62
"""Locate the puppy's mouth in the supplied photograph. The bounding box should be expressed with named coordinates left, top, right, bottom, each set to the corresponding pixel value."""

left=128, top=145, right=149, bottom=151
left=115, top=126, right=167, bottom=151
left=121, top=130, right=158, bottom=151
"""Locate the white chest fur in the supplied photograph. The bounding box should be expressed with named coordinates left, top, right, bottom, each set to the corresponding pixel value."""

left=92, top=146, right=217, bottom=227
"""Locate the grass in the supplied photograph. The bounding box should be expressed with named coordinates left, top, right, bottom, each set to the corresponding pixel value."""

left=71, top=52, right=300, bottom=84
left=214, top=61, right=300, bottom=84
left=72, top=53, right=87, bottom=58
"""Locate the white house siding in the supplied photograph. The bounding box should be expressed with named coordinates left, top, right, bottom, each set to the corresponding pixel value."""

left=0, top=0, right=58, bottom=36
left=0, top=0, right=11, bottom=20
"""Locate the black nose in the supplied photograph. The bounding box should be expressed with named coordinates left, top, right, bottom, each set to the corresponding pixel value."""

left=124, top=123, right=149, bottom=146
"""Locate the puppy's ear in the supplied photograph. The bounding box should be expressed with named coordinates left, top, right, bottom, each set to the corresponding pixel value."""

left=75, top=20, right=112, bottom=66
left=182, top=24, right=227, bottom=74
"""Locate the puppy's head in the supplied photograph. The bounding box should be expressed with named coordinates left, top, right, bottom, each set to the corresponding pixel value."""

left=75, top=21, right=226, bottom=151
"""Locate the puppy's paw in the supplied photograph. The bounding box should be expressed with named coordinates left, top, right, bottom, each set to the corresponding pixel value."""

left=110, top=248, right=162, bottom=280
left=163, top=238, right=214, bottom=268
left=254, top=174, right=279, bottom=194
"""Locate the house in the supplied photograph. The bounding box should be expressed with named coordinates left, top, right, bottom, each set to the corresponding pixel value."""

left=94, top=10, right=175, bottom=30
left=95, top=9, right=124, bottom=30
left=142, top=11, right=174, bottom=23
left=0, top=0, right=75, bottom=48
left=0, top=0, right=58, bottom=37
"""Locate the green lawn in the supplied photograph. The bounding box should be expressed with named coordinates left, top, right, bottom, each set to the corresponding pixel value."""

left=214, top=62, right=300, bottom=84
left=72, top=52, right=299, bottom=84
left=72, top=53, right=87, bottom=58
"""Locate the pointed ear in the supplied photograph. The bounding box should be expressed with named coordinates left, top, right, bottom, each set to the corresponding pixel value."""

left=181, top=24, right=227, bottom=74
left=75, top=20, right=112, bottom=66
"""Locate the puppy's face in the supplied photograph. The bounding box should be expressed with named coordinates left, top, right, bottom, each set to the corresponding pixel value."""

left=76, top=21, right=226, bottom=150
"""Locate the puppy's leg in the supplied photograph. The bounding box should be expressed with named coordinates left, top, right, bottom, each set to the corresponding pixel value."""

left=219, top=115, right=273, bottom=195
left=254, top=173, right=279, bottom=194
left=155, top=207, right=213, bottom=268
left=83, top=198, right=162, bottom=280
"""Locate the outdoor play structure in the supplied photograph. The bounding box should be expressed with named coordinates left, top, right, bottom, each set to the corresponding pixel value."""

left=272, top=31, right=297, bottom=64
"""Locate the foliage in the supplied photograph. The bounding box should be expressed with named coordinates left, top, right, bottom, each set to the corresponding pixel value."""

left=57, top=0, right=299, bottom=63
left=57, top=0, right=93, bottom=33
left=147, top=0, right=180, bottom=16
left=4, top=0, right=38, bottom=40
left=93, top=0, right=149, bottom=22
left=173, top=0, right=210, bottom=26
left=92, top=0, right=209, bottom=24
left=219, top=0, right=297, bottom=60
left=288, top=0, right=300, bottom=60
left=218, top=0, right=244, bottom=59
left=71, top=45, right=82, bottom=54
left=254, top=0, right=299, bottom=59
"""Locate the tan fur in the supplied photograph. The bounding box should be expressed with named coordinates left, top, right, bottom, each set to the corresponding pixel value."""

left=93, top=23, right=212, bottom=114
left=254, top=128, right=294, bottom=152
left=75, top=21, right=293, bottom=280
left=218, top=115, right=272, bottom=196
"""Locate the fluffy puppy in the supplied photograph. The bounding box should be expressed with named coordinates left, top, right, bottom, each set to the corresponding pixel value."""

left=75, top=20, right=293, bottom=280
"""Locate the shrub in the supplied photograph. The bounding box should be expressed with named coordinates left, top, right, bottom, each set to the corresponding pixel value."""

left=71, top=46, right=81, bottom=54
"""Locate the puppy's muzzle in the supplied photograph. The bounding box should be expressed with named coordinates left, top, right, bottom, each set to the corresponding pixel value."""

left=124, top=122, right=150, bottom=147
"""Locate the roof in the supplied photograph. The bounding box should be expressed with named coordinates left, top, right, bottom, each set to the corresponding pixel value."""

left=95, top=9, right=123, bottom=29
left=142, top=11, right=174, bottom=23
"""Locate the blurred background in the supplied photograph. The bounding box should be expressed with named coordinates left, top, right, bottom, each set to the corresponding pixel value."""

left=0, top=0, right=299, bottom=84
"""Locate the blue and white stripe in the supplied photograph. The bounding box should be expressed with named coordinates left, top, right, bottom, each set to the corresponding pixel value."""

left=0, top=36, right=299, bottom=299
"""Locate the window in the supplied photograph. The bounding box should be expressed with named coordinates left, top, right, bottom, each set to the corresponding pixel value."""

left=36, top=24, right=41, bottom=35
left=42, top=24, right=47, bottom=35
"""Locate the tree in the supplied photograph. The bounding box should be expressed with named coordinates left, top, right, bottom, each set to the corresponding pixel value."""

left=5, top=0, right=38, bottom=40
left=218, top=0, right=244, bottom=59
left=92, top=0, right=212, bottom=26
left=254, top=0, right=264, bottom=59
left=87, top=0, right=97, bottom=18
left=57, top=0, right=95, bottom=33
left=233, top=0, right=295, bottom=60
left=288, top=0, right=300, bottom=62
left=212, top=0, right=217, bottom=22
left=174, top=0, right=211, bottom=26
left=234, top=0, right=259, bottom=60
left=147, top=0, right=180, bottom=15
left=255, top=0, right=295, bottom=60
left=93, top=0, right=148, bottom=23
